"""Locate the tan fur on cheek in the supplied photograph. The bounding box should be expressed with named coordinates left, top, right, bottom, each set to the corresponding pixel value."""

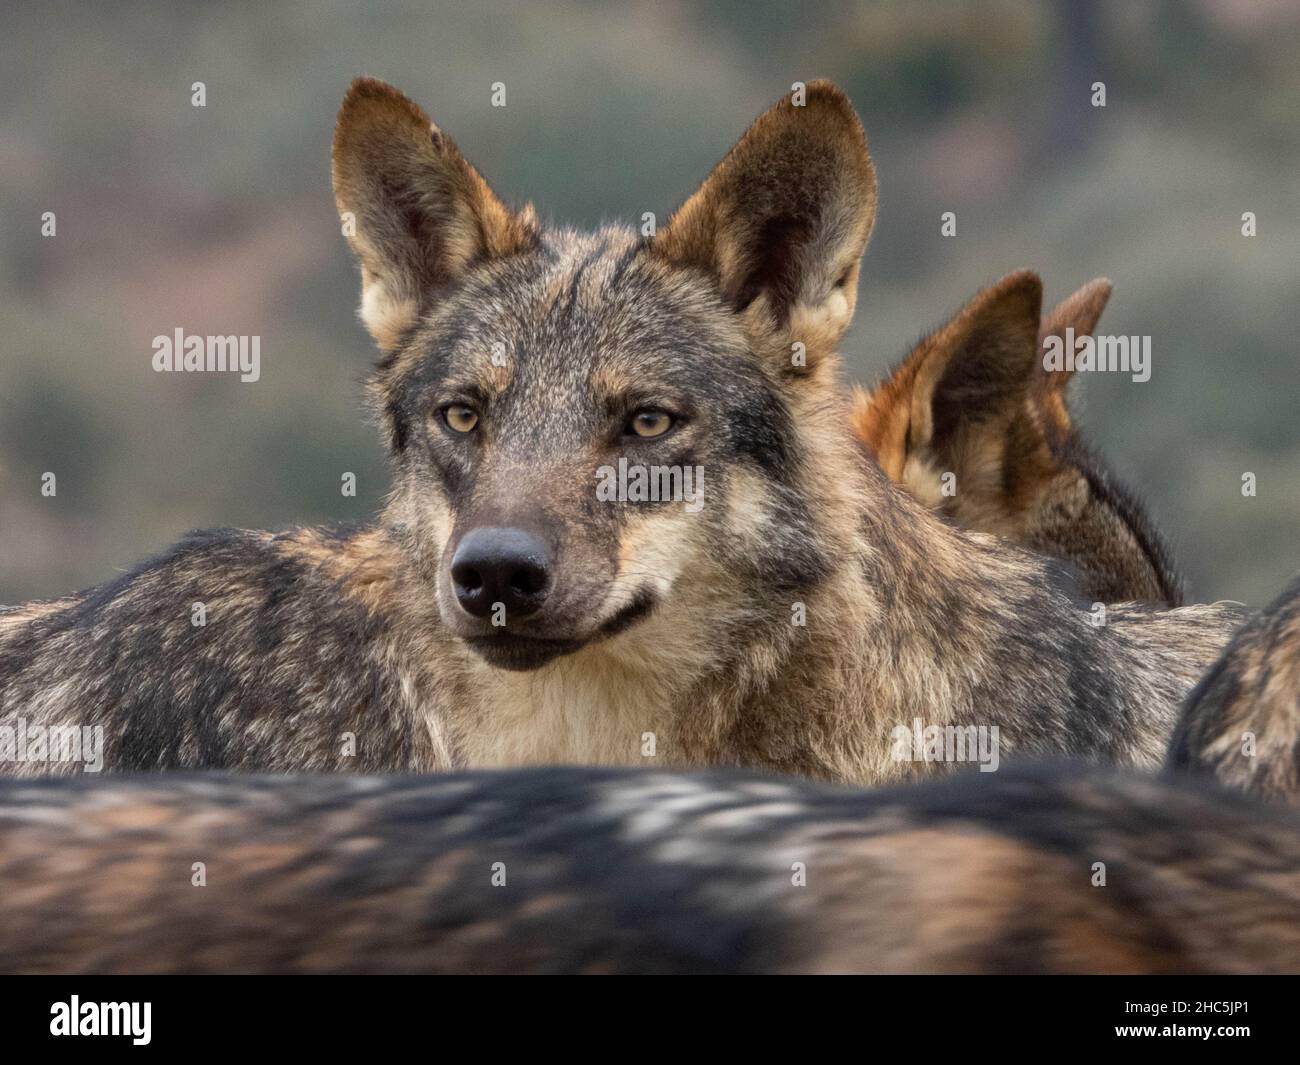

left=724, top=468, right=777, bottom=552
left=608, top=507, right=701, bottom=613
left=384, top=477, right=456, bottom=573
left=360, top=281, right=420, bottom=352
left=422, top=495, right=454, bottom=559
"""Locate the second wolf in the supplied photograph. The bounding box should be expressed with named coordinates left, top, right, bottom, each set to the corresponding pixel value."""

left=854, top=273, right=1182, bottom=607
left=0, top=79, right=1242, bottom=777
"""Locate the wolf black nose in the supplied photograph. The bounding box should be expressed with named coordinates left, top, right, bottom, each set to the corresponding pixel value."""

left=450, top=527, right=552, bottom=619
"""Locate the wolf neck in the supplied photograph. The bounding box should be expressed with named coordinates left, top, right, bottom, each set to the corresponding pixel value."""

left=751, top=466, right=1004, bottom=779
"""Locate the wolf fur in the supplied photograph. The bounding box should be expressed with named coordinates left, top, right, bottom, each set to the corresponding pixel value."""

left=0, top=78, right=1243, bottom=777
left=1168, top=574, right=1300, bottom=802
left=0, top=763, right=1296, bottom=974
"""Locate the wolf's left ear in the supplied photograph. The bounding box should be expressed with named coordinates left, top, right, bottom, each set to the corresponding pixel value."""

left=332, top=77, right=538, bottom=350
left=651, top=81, right=876, bottom=363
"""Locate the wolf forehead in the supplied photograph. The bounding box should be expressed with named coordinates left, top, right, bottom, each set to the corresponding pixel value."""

left=373, top=225, right=790, bottom=449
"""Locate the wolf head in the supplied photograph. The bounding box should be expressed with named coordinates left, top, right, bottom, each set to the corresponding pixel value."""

left=850, top=273, right=1182, bottom=606
left=333, top=78, right=876, bottom=671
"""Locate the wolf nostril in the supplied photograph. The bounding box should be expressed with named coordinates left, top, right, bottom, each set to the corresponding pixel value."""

left=510, top=565, right=546, bottom=598
left=450, top=527, right=553, bottom=619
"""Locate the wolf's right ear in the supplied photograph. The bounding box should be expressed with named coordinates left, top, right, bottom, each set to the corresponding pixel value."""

left=850, top=271, right=1043, bottom=482
left=332, top=77, right=538, bottom=350
left=1035, top=277, right=1112, bottom=436
left=651, top=81, right=876, bottom=367
left=1040, top=277, right=1112, bottom=351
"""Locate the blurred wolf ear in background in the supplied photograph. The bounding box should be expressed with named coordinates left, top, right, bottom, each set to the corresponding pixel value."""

left=1168, top=574, right=1300, bottom=802
left=851, top=273, right=1181, bottom=606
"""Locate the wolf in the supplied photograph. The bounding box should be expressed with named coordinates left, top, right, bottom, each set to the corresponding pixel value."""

left=0, top=78, right=1242, bottom=777
left=851, top=273, right=1181, bottom=606
left=1, top=762, right=1297, bottom=974
left=1167, top=574, right=1300, bottom=802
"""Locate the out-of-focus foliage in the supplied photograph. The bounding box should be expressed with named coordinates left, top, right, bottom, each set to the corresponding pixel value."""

left=1, top=0, right=1296, bottom=605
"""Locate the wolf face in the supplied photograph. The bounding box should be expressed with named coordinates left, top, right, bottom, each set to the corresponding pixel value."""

left=850, top=273, right=1182, bottom=606
left=333, top=78, right=876, bottom=670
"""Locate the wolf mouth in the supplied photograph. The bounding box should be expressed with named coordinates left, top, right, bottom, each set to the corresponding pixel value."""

left=593, top=589, right=658, bottom=640
left=463, top=592, right=659, bottom=671
left=464, top=633, right=583, bottom=671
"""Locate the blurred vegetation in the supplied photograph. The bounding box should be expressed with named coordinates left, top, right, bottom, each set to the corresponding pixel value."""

left=0, top=0, right=1296, bottom=606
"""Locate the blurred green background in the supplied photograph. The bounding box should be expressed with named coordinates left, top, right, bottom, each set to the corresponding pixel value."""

left=1, top=0, right=1296, bottom=606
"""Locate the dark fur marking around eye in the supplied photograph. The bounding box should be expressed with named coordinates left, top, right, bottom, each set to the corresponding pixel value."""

left=385, top=396, right=409, bottom=452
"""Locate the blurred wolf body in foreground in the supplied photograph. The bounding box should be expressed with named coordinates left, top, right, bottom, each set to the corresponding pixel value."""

left=1, top=763, right=1297, bottom=974
left=0, top=79, right=1241, bottom=776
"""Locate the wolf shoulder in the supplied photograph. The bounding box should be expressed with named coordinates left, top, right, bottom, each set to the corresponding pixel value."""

left=0, top=524, right=450, bottom=774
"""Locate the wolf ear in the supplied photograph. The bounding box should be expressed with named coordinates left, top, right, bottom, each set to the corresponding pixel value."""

left=1034, top=277, right=1111, bottom=433
left=651, top=81, right=876, bottom=363
left=1040, top=276, right=1111, bottom=346
left=850, top=271, right=1042, bottom=481
left=332, top=77, right=538, bottom=350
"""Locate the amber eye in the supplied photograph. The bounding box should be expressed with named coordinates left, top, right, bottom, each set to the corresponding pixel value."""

left=443, top=404, right=479, bottom=433
left=628, top=410, right=674, bottom=439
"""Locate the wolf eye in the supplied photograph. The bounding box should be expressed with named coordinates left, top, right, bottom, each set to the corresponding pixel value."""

left=443, top=404, right=479, bottom=433
left=627, top=410, right=674, bottom=439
